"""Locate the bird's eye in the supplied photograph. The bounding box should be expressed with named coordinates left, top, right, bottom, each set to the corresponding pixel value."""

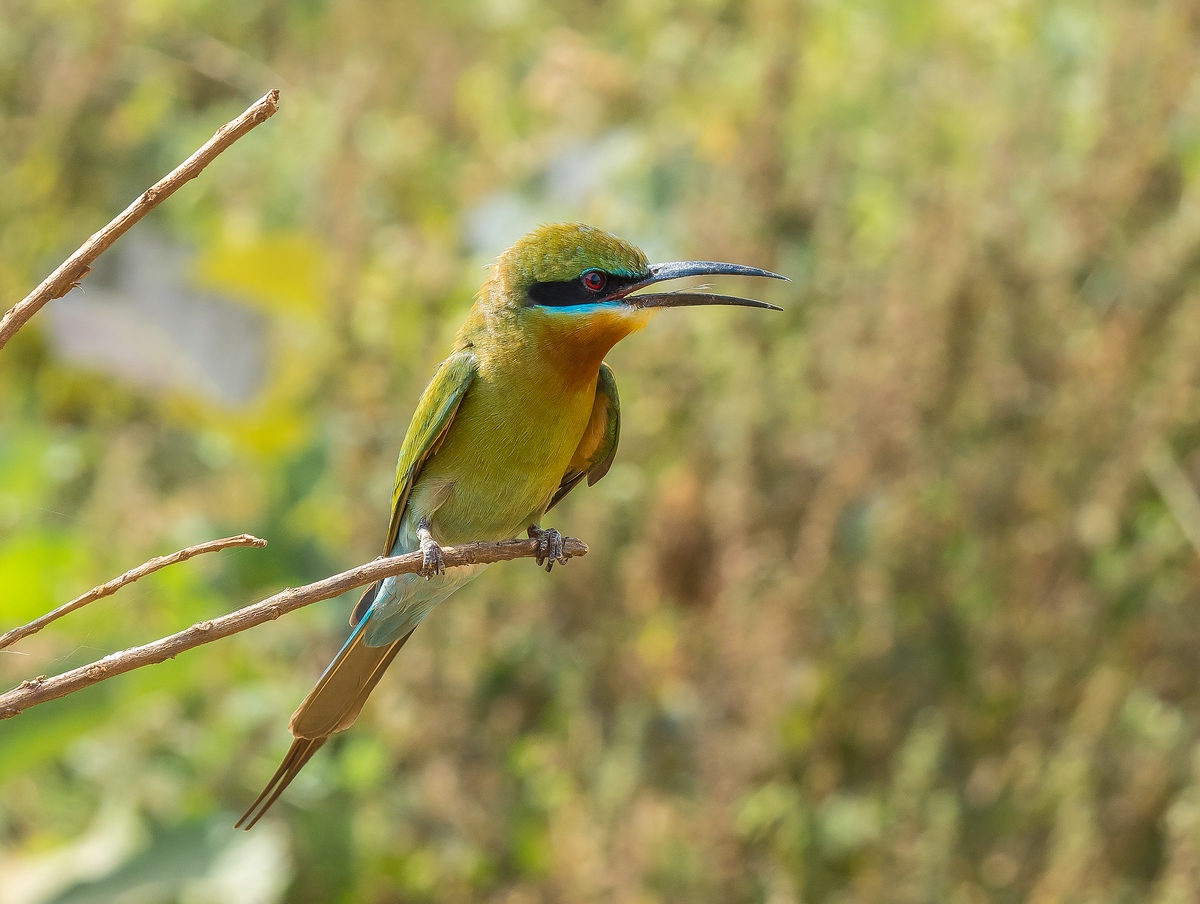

left=582, top=270, right=606, bottom=292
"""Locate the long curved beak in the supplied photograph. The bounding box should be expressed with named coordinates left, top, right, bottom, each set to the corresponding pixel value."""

left=615, top=260, right=787, bottom=311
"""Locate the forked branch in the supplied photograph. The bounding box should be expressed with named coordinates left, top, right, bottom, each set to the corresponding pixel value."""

left=0, top=536, right=587, bottom=720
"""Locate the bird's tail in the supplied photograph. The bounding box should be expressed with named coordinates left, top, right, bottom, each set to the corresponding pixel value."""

left=236, top=583, right=411, bottom=830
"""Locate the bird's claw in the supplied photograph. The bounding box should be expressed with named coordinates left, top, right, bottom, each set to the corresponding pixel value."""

left=527, top=525, right=566, bottom=572
left=418, top=518, right=445, bottom=579
left=420, top=542, right=445, bottom=579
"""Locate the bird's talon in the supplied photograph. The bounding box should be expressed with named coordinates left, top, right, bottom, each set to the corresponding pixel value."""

left=528, top=525, right=565, bottom=572
left=420, top=547, right=445, bottom=579
left=418, top=518, right=445, bottom=579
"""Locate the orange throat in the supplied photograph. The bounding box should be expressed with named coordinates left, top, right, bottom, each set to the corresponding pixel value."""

left=530, top=306, right=654, bottom=385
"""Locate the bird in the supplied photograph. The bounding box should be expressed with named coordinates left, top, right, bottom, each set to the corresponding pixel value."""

left=236, top=223, right=784, bottom=828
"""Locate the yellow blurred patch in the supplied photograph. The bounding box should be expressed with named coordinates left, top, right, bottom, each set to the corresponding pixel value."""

left=224, top=404, right=311, bottom=459
left=636, top=614, right=678, bottom=671
left=192, top=233, right=328, bottom=315
left=697, top=118, right=738, bottom=165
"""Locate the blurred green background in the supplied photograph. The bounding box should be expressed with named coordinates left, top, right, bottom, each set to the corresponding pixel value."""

left=4, top=0, right=1200, bottom=901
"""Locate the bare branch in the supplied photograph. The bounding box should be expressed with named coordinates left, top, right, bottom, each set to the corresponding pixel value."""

left=0, top=536, right=587, bottom=720
left=0, top=534, right=268, bottom=651
left=0, top=88, right=280, bottom=351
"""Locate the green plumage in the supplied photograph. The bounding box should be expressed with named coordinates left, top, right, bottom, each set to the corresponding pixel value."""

left=237, top=223, right=782, bottom=828
left=498, top=223, right=649, bottom=287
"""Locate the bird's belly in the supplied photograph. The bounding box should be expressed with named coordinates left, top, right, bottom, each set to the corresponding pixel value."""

left=407, top=381, right=595, bottom=544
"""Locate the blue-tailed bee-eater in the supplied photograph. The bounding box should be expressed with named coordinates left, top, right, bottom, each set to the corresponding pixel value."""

left=237, top=223, right=784, bottom=827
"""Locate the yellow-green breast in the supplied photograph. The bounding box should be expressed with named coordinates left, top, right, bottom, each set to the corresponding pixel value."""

left=408, top=304, right=648, bottom=543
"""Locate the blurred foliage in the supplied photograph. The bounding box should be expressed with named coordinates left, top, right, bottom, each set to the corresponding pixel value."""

left=5, top=0, right=1200, bottom=901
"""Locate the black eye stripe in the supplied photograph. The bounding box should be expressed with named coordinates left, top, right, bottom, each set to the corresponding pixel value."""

left=527, top=280, right=592, bottom=307
left=527, top=272, right=641, bottom=307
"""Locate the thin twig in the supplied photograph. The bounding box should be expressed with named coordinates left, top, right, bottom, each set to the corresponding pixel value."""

left=0, top=88, right=280, bottom=351
left=0, top=534, right=268, bottom=651
left=0, top=536, right=587, bottom=720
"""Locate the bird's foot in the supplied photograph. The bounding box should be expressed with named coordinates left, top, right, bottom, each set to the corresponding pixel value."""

left=417, top=518, right=445, bottom=579
left=527, top=525, right=566, bottom=572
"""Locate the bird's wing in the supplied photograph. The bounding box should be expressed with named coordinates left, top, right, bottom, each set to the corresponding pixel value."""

left=547, top=362, right=621, bottom=512
left=240, top=353, right=477, bottom=830
left=383, top=350, right=478, bottom=556
left=348, top=350, right=476, bottom=628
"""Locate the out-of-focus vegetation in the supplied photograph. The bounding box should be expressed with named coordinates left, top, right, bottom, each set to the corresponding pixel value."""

left=4, top=0, right=1200, bottom=901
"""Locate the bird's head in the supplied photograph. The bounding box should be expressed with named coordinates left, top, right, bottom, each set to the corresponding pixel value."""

left=468, top=224, right=785, bottom=367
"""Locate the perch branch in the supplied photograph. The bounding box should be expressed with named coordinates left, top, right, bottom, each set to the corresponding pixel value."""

left=0, top=88, right=280, bottom=351
left=0, top=534, right=267, bottom=651
left=0, top=536, right=587, bottom=720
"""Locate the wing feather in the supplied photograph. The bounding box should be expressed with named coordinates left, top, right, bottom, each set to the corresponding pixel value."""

left=350, top=352, right=475, bottom=627
left=382, top=351, right=477, bottom=556
left=547, top=363, right=621, bottom=512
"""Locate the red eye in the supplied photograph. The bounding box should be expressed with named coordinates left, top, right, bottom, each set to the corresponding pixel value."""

left=582, top=270, right=606, bottom=292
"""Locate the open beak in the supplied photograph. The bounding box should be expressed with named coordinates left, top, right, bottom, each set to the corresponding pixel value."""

left=615, top=260, right=787, bottom=311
